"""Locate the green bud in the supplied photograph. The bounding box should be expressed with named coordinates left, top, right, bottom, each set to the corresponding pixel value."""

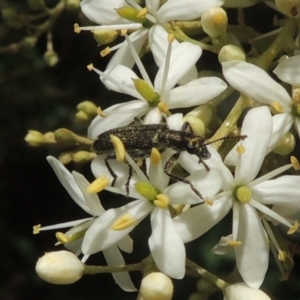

left=132, top=79, right=160, bottom=106
left=218, top=44, right=245, bottom=63
left=2, top=8, right=23, bottom=28
left=73, top=151, right=96, bottom=163
left=24, top=130, right=44, bottom=147
left=93, top=29, right=118, bottom=45
left=58, top=152, right=73, bottom=165
left=65, top=0, right=80, bottom=12
left=77, top=101, right=98, bottom=116
left=201, top=7, right=228, bottom=39
left=183, top=115, right=205, bottom=137
left=115, top=7, right=147, bottom=24
left=27, top=0, right=45, bottom=11
left=273, top=131, right=296, bottom=155
left=135, top=182, right=159, bottom=201
left=22, top=36, right=37, bottom=50
left=44, top=50, right=59, bottom=67
left=186, top=104, right=214, bottom=127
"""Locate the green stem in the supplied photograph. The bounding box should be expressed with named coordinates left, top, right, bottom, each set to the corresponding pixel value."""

left=84, top=262, right=142, bottom=275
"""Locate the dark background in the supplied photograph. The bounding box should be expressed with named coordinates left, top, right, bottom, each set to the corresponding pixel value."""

left=1, top=1, right=300, bottom=299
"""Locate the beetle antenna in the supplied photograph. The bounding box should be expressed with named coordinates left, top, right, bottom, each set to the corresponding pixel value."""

left=205, top=135, right=247, bottom=146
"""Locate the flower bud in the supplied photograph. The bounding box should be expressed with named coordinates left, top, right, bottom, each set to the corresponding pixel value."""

left=44, top=50, right=59, bottom=67
left=139, top=272, right=173, bottom=300
left=76, top=101, right=98, bottom=116
left=186, top=104, right=214, bottom=127
left=224, top=283, right=271, bottom=300
left=58, top=152, right=73, bottom=165
left=73, top=151, right=96, bottom=163
left=132, top=79, right=160, bottom=106
left=36, top=251, right=84, bottom=284
left=272, top=131, right=296, bottom=155
left=183, top=115, right=205, bottom=137
left=93, top=29, right=118, bottom=46
left=275, top=0, right=300, bottom=17
left=22, top=36, right=37, bottom=50
left=223, top=0, right=258, bottom=7
left=201, top=7, right=228, bottom=39
left=218, top=45, right=246, bottom=63
left=115, top=7, right=147, bottom=24
left=25, top=130, right=44, bottom=146
left=65, top=0, right=80, bottom=12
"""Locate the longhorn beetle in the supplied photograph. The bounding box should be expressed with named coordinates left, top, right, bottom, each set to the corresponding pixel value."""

left=93, top=119, right=246, bottom=199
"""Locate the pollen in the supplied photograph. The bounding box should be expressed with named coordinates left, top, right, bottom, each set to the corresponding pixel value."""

left=168, top=33, right=175, bottom=43
left=157, top=101, right=170, bottom=115
left=205, top=199, right=213, bottom=206
left=287, top=220, right=299, bottom=235
left=33, top=224, right=41, bottom=234
left=112, top=213, right=136, bottom=230
left=110, top=134, right=125, bottom=162
left=236, top=186, right=252, bottom=204
left=86, top=175, right=110, bottom=193
left=271, top=101, right=284, bottom=113
left=137, top=7, right=148, bottom=18
left=74, top=23, right=81, bottom=34
left=97, top=106, right=106, bottom=117
left=56, top=232, right=68, bottom=243
left=236, top=145, right=245, bottom=154
left=228, top=240, right=242, bottom=247
left=87, top=63, right=94, bottom=71
left=154, top=194, right=170, bottom=208
left=278, top=250, right=287, bottom=262
left=100, top=47, right=111, bottom=57
left=150, top=148, right=161, bottom=165
left=291, top=156, right=300, bottom=170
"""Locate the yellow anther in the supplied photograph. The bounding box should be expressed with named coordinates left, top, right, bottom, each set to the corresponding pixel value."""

left=172, top=204, right=186, bottom=215
left=228, top=240, right=242, bottom=247
left=291, top=156, right=300, bottom=170
left=287, top=220, right=299, bottom=235
left=110, top=134, right=125, bottom=162
left=120, top=29, right=128, bottom=36
left=25, top=130, right=44, bottom=147
left=137, top=7, right=148, bottom=18
left=100, top=47, right=111, bottom=57
left=56, top=232, right=68, bottom=243
left=154, top=194, right=170, bottom=208
left=87, top=63, right=94, bottom=71
left=272, top=101, right=284, bottom=113
left=33, top=224, right=41, bottom=234
left=278, top=250, right=287, bottom=262
left=97, top=106, right=106, bottom=117
left=112, top=213, right=136, bottom=230
left=236, top=145, right=245, bottom=154
left=205, top=199, right=213, bottom=206
left=168, top=33, right=175, bottom=43
left=157, top=101, right=170, bottom=115
left=86, top=175, right=110, bottom=193
left=74, top=23, right=81, bottom=33
left=150, top=148, right=161, bottom=165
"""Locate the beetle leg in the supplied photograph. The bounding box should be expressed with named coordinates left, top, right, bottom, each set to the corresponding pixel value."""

left=105, top=155, right=118, bottom=187
left=164, top=152, right=204, bottom=200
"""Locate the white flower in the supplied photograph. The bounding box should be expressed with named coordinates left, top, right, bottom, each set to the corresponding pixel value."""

left=82, top=141, right=223, bottom=279
left=80, top=0, right=224, bottom=68
left=222, top=58, right=300, bottom=147
left=36, top=156, right=136, bottom=292
left=173, top=106, right=300, bottom=288
left=36, top=251, right=84, bottom=285
left=88, top=38, right=227, bottom=139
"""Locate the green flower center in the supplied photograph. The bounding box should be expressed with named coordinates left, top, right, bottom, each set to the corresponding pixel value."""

left=291, top=102, right=300, bottom=117
left=233, top=186, right=252, bottom=204
left=135, top=181, right=160, bottom=201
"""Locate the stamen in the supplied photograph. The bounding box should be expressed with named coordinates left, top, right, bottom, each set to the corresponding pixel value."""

left=205, top=199, right=213, bottom=206
left=287, top=220, right=299, bottom=235
left=97, top=107, right=106, bottom=117
left=278, top=250, right=287, bottom=262
left=228, top=240, right=242, bottom=247
left=87, top=63, right=94, bottom=71
left=291, top=156, right=300, bottom=170
left=157, top=101, right=170, bottom=115
left=100, top=47, right=111, bottom=57
left=112, top=213, right=136, bottom=230
left=74, top=23, right=81, bottom=33
left=33, top=224, right=41, bottom=234
left=120, top=29, right=128, bottom=36
left=56, top=232, right=68, bottom=243
left=86, top=176, right=110, bottom=193
left=272, top=101, right=284, bottom=113
left=154, top=194, right=170, bottom=208
left=236, top=145, right=245, bottom=154
left=137, top=8, right=148, bottom=18
left=150, top=148, right=161, bottom=165
left=110, top=134, right=125, bottom=162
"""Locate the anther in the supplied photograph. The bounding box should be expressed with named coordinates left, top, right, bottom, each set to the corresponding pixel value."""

left=86, top=176, right=110, bottom=193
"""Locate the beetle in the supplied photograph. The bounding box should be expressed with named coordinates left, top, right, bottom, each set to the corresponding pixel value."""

left=93, top=120, right=246, bottom=198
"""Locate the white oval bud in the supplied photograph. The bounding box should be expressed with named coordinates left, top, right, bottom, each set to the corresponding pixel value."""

left=139, top=272, right=173, bottom=300
left=201, top=7, right=228, bottom=39
left=36, top=251, right=84, bottom=284
left=218, top=45, right=246, bottom=63
left=224, top=283, right=271, bottom=300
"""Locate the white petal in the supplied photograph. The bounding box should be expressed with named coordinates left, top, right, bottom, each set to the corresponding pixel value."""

left=234, top=107, right=272, bottom=184
left=82, top=200, right=152, bottom=254
left=87, top=100, right=149, bottom=139
left=156, top=0, right=225, bottom=23
left=145, top=0, right=160, bottom=14
left=294, top=117, right=300, bottom=138
left=81, top=0, right=128, bottom=24
left=164, top=168, right=223, bottom=205
left=46, top=156, right=91, bottom=214
left=222, top=60, right=292, bottom=106
left=251, top=175, right=300, bottom=209
left=117, top=235, right=134, bottom=253
left=143, top=107, right=163, bottom=124
left=273, top=55, right=300, bottom=86
left=234, top=204, right=268, bottom=289
left=173, top=197, right=232, bottom=243
left=268, top=113, right=294, bottom=152
left=72, top=171, right=105, bottom=216
left=167, top=113, right=184, bottom=130
left=149, top=207, right=185, bottom=279
left=163, top=77, right=227, bottom=109
left=103, top=246, right=137, bottom=292
left=106, top=29, right=148, bottom=69
left=154, top=42, right=201, bottom=93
